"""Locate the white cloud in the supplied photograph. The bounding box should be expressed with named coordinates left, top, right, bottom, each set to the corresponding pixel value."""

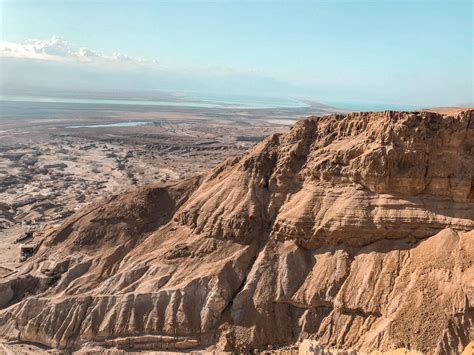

left=0, top=36, right=270, bottom=77
left=0, top=35, right=302, bottom=98
left=0, top=36, right=142, bottom=64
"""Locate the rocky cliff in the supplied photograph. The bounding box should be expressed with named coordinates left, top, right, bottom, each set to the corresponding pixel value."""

left=0, top=110, right=473, bottom=354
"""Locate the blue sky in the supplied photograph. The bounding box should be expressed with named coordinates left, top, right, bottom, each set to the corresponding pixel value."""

left=0, top=0, right=472, bottom=107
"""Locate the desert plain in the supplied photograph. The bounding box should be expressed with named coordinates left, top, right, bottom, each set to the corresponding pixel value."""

left=1, top=101, right=473, bottom=354
left=0, top=100, right=340, bottom=273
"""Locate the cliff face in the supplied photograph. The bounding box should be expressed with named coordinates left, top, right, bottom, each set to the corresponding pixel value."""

left=0, top=110, right=473, bottom=353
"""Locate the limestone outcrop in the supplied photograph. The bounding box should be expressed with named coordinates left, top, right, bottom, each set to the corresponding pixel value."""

left=0, top=110, right=473, bottom=353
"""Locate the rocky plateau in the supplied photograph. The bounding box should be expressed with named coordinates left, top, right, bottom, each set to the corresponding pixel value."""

left=0, top=110, right=473, bottom=354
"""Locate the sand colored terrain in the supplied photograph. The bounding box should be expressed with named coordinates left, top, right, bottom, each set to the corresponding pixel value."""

left=1, top=100, right=336, bottom=236
left=1, top=102, right=315, bottom=271
left=0, top=109, right=473, bottom=354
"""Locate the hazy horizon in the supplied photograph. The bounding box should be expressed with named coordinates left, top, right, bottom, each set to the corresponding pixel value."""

left=1, top=0, right=472, bottom=109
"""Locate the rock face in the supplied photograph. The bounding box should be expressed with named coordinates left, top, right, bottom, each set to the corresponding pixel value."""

left=0, top=110, right=473, bottom=353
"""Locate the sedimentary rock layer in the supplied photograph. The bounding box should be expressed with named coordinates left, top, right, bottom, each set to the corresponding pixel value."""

left=0, top=110, right=473, bottom=353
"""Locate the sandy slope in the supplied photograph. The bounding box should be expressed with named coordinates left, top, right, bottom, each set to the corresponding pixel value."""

left=0, top=110, right=472, bottom=354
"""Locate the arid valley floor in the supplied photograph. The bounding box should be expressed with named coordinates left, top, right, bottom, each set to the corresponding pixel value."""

left=0, top=100, right=347, bottom=354
left=0, top=102, right=473, bottom=354
left=0, top=101, right=340, bottom=283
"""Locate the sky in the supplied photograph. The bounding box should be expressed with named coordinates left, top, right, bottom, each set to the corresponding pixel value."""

left=0, top=0, right=472, bottom=107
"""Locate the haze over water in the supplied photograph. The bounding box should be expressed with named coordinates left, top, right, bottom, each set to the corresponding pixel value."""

left=1, top=1, right=471, bottom=109
left=0, top=93, right=424, bottom=113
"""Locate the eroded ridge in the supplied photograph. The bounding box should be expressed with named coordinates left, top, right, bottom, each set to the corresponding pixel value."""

left=0, top=110, right=473, bottom=353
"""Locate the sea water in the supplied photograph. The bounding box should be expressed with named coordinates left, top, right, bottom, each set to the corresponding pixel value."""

left=0, top=94, right=308, bottom=109
left=0, top=94, right=424, bottom=113
left=67, top=121, right=151, bottom=128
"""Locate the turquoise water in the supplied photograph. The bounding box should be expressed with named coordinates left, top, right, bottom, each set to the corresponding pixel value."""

left=0, top=94, right=424, bottom=112
left=0, top=94, right=308, bottom=109
left=0, top=95, right=219, bottom=108
left=184, top=92, right=308, bottom=108
left=67, top=121, right=151, bottom=128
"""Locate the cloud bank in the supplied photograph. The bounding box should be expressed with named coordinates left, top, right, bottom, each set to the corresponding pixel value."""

left=1, top=36, right=470, bottom=107
left=0, top=36, right=140, bottom=64
left=0, top=36, right=299, bottom=99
